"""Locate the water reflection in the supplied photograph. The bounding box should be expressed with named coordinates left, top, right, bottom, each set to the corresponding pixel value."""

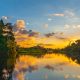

left=13, top=54, right=80, bottom=80
left=44, top=65, right=54, bottom=71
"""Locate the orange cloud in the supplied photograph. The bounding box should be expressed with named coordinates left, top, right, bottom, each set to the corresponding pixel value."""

left=13, top=19, right=80, bottom=49
left=16, top=20, right=25, bottom=29
left=15, top=30, right=76, bottom=49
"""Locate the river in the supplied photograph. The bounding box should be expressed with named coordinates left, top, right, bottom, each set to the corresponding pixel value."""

left=12, top=54, right=80, bottom=80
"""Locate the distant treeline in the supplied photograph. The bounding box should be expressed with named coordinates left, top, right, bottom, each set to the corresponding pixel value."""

left=17, top=45, right=60, bottom=56
left=18, top=40, right=80, bottom=64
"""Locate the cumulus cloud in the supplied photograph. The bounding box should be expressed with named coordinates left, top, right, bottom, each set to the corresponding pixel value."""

left=64, top=24, right=80, bottom=29
left=16, top=20, right=25, bottom=29
left=14, top=20, right=40, bottom=37
left=2, top=16, right=8, bottom=20
left=1, top=16, right=13, bottom=24
left=14, top=20, right=27, bottom=35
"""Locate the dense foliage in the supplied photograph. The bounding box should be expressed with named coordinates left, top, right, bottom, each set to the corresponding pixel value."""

left=0, top=19, right=17, bottom=80
left=63, top=40, right=80, bottom=64
left=18, top=45, right=60, bottom=57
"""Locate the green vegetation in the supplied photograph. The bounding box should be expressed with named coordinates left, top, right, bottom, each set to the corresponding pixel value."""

left=63, top=40, right=80, bottom=64
left=0, top=18, right=80, bottom=79
left=18, top=45, right=60, bottom=57
left=18, top=40, right=80, bottom=64
left=0, top=19, right=17, bottom=80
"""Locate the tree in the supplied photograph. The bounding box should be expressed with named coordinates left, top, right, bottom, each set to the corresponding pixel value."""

left=64, top=39, right=80, bottom=64
left=0, top=20, right=17, bottom=80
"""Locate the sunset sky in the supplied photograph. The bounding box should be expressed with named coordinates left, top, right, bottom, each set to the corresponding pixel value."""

left=0, top=0, right=80, bottom=48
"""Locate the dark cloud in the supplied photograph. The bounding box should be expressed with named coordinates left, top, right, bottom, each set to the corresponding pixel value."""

left=45, top=32, right=55, bottom=37
left=13, top=26, right=40, bottom=37
left=19, top=29, right=28, bottom=34
left=28, top=30, right=40, bottom=37
left=44, top=32, right=69, bottom=41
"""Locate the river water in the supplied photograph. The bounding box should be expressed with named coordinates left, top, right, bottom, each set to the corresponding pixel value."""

left=12, top=54, right=80, bottom=80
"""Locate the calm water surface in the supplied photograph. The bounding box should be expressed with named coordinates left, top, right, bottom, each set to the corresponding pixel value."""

left=12, top=54, right=80, bottom=80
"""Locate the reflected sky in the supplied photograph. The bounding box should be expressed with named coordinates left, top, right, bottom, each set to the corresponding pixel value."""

left=13, top=54, right=80, bottom=80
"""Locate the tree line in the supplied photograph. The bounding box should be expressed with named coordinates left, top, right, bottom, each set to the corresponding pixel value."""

left=18, top=40, right=80, bottom=64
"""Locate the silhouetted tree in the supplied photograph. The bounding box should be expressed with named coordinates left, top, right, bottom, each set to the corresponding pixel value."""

left=0, top=20, right=17, bottom=80
left=64, top=40, right=80, bottom=64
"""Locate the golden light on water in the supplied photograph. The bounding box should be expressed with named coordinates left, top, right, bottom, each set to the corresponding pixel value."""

left=13, top=54, right=80, bottom=80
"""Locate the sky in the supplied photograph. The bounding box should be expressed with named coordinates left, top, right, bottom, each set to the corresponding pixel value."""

left=1, top=0, right=80, bottom=48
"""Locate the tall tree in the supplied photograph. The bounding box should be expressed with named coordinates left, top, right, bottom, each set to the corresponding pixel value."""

left=0, top=20, right=17, bottom=80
